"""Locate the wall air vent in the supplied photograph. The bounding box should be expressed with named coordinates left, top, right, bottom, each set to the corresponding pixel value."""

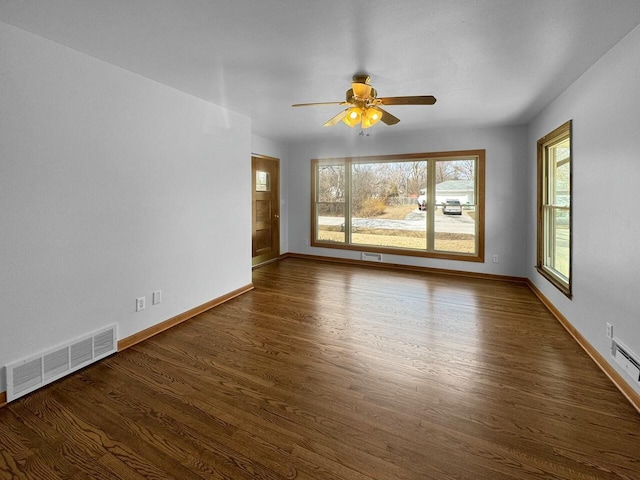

left=362, top=252, right=383, bottom=262
left=611, top=338, right=640, bottom=384
left=5, top=324, right=117, bottom=402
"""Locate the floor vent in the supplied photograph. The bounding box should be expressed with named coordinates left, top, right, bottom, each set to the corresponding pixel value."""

left=5, top=324, right=117, bottom=402
left=362, top=252, right=383, bottom=262
left=612, top=338, right=640, bottom=384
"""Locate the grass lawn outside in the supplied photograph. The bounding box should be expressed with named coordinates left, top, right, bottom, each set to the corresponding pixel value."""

left=318, top=229, right=476, bottom=253
left=316, top=204, right=477, bottom=254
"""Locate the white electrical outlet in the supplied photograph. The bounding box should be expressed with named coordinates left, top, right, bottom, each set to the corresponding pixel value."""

left=136, top=296, right=146, bottom=312
left=153, top=290, right=162, bottom=305
left=606, top=322, right=613, bottom=339
left=492, top=254, right=499, bottom=263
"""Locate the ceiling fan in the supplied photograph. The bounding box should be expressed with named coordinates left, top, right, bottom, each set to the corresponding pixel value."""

left=292, top=74, right=436, bottom=129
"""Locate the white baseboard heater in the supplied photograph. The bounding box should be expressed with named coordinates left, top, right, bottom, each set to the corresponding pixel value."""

left=5, top=324, right=117, bottom=402
left=612, top=338, right=640, bottom=384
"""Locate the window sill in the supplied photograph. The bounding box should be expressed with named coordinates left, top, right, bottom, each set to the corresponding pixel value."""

left=536, top=266, right=572, bottom=299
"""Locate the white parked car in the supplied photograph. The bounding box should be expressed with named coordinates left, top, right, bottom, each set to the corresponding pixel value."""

left=442, top=199, right=462, bottom=215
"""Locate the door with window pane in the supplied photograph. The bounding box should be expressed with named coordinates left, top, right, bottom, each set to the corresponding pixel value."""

left=252, top=155, right=280, bottom=265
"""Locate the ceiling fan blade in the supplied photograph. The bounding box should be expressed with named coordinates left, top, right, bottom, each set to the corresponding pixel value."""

left=377, top=95, right=437, bottom=106
left=292, top=101, right=347, bottom=107
left=377, top=107, right=401, bottom=125
left=323, top=109, right=349, bottom=127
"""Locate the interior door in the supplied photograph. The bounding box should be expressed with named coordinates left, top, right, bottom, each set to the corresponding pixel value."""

left=252, top=155, right=280, bottom=266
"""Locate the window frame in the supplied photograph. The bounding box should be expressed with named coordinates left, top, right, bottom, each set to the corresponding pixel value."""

left=310, top=150, right=485, bottom=262
left=536, top=120, right=572, bottom=297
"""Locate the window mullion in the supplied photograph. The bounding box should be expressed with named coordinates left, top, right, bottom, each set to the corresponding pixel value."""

left=313, top=164, right=319, bottom=242
left=426, top=159, right=435, bottom=252
left=548, top=206, right=556, bottom=268
left=345, top=161, right=352, bottom=245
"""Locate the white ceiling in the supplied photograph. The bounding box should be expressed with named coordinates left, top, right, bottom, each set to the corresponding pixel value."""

left=2, top=0, right=640, bottom=143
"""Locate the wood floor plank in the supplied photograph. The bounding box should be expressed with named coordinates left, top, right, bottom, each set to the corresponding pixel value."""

left=1, top=257, right=640, bottom=479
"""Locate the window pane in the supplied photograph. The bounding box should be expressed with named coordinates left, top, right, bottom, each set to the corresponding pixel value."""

left=317, top=165, right=345, bottom=203
left=255, top=171, right=270, bottom=192
left=434, top=159, right=477, bottom=254
left=350, top=161, right=427, bottom=250
left=553, top=208, right=570, bottom=279
left=316, top=203, right=345, bottom=243
left=316, top=164, right=346, bottom=244
left=553, top=143, right=570, bottom=207
left=545, top=135, right=570, bottom=277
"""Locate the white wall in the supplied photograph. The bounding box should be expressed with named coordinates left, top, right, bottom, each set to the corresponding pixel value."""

left=527, top=25, right=640, bottom=396
left=287, top=125, right=528, bottom=277
left=251, top=135, right=289, bottom=254
left=0, top=22, right=252, bottom=393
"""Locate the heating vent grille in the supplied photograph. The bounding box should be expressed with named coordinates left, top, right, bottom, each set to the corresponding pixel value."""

left=5, top=324, right=117, bottom=402
left=44, top=349, right=69, bottom=380
left=612, top=339, right=640, bottom=383
left=70, top=338, right=93, bottom=368
left=12, top=358, right=42, bottom=395
left=362, top=252, right=383, bottom=262
left=94, top=329, right=115, bottom=357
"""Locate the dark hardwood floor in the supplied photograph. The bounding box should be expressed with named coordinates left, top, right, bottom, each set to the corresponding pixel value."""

left=1, top=257, right=639, bottom=479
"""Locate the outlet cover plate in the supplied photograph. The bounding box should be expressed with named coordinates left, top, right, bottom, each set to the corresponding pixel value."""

left=136, top=296, right=146, bottom=312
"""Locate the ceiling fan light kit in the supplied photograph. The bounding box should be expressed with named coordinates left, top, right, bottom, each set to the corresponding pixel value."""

left=342, top=107, right=361, bottom=127
left=292, top=74, right=436, bottom=130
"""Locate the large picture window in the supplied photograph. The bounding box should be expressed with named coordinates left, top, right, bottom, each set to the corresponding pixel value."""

left=537, top=121, right=572, bottom=296
left=312, top=150, right=485, bottom=262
